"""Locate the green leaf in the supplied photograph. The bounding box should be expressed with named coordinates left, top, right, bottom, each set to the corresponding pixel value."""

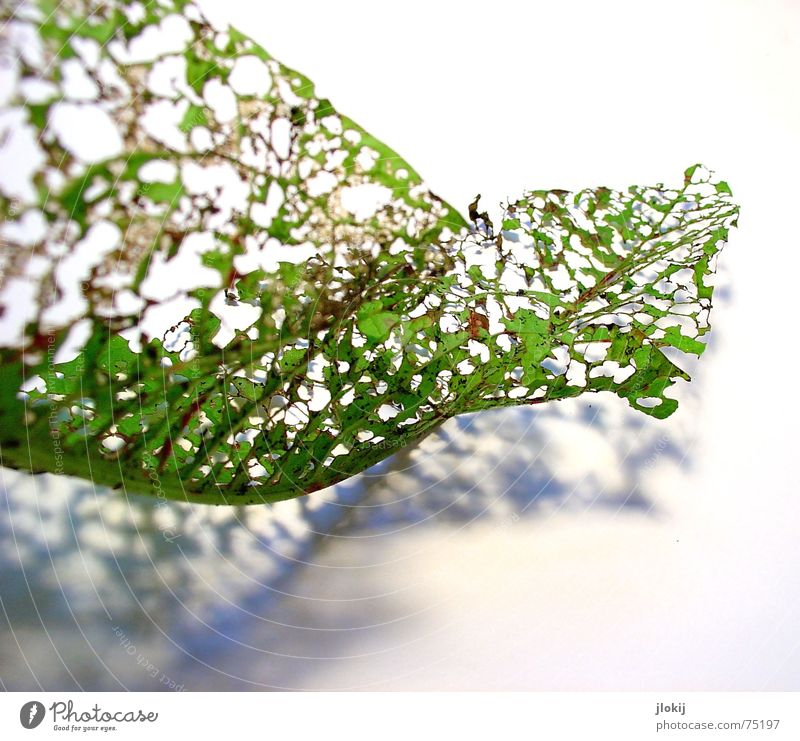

left=144, top=181, right=184, bottom=204
left=357, top=311, right=399, bottom=343
left=0, top=0, right=738, bottom=505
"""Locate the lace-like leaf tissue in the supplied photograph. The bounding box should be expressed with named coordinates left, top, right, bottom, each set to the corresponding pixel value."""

left=0, top=1, right=739, bottom=503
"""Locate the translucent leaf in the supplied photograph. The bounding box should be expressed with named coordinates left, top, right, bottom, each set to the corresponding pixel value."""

left=0, top=0, right=738, bottom=504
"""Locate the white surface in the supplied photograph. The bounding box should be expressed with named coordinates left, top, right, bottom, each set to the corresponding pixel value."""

left=205, top=0, right=800, bottom=689
left=1, top=0, right=799, bottom=690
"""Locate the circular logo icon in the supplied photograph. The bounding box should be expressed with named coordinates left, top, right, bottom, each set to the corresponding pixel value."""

left=19, top=701, right=45, bottom=730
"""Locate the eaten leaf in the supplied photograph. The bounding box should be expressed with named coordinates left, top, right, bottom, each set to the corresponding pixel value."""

left=0, top=0, right=738, bottom=504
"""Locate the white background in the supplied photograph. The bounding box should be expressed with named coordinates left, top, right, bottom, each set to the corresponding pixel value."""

left=0, top=692, right=796, bottom=741
left=1, top=0, right=799, bottom=694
